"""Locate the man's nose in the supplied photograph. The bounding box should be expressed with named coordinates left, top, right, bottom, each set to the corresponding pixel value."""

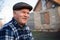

left=24, top=13, right=28, bottom=16
left=24, top=13, right=29, bottom=18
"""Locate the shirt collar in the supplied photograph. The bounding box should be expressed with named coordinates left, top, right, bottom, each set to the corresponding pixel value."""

left=11, top=17, right=27, bottom=29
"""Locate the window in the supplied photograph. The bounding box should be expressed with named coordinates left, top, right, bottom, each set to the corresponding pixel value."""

left=41, top=0, right=46, bottom=10
left=40, top=12, right=50, bottom=24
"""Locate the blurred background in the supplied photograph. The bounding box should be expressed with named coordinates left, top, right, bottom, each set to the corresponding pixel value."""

left=0, top=0, right=60, bottom=40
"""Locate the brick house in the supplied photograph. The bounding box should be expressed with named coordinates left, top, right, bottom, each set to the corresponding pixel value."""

left=28, top=0, right=60, bottom=31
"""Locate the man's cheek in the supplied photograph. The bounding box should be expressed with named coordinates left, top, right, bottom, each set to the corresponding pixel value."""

left=28, top=15, right=30, bottom=18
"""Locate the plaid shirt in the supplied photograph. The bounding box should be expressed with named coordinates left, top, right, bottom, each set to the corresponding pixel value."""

left=0, top=18, right=34, bottom=40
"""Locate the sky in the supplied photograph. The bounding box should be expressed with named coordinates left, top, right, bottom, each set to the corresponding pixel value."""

left=0, top=0, right=38, bottom=24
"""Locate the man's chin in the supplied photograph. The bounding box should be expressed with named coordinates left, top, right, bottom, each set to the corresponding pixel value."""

left=23, top=22, right=27, bottom=24
left=21, top=21, right=27, bottom=24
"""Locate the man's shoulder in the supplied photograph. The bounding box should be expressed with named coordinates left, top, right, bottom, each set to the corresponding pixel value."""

left=0, top=22, right=12, bottom=31
left=0, top=22, right=14, bottom=35
left=0, top=22, right=15, bottom=37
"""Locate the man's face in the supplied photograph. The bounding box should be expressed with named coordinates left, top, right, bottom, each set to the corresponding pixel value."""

left=13, top=9, right=30, bottom=25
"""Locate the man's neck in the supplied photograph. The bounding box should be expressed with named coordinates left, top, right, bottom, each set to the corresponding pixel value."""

left=19, top=23, right=25, bottom=28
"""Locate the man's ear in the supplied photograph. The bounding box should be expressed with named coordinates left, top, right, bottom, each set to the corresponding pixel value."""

left=13, top=11, right=16, bottom=17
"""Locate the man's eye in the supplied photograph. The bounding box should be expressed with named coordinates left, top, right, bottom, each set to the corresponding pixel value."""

left=22, top=11, right=26, bottom=13
left=27, top=13, right=29, bottom=14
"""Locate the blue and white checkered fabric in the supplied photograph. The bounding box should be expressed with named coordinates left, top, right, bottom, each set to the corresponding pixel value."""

left=0, top=17, right=34, bottom=40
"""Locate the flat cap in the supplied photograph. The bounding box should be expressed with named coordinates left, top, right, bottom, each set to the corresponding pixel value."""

left=13, top=2, right=33, bottom=11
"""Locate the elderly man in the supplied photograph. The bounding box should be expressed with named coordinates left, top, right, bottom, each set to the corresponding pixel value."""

left=0, top=2, right=33, bottom=40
